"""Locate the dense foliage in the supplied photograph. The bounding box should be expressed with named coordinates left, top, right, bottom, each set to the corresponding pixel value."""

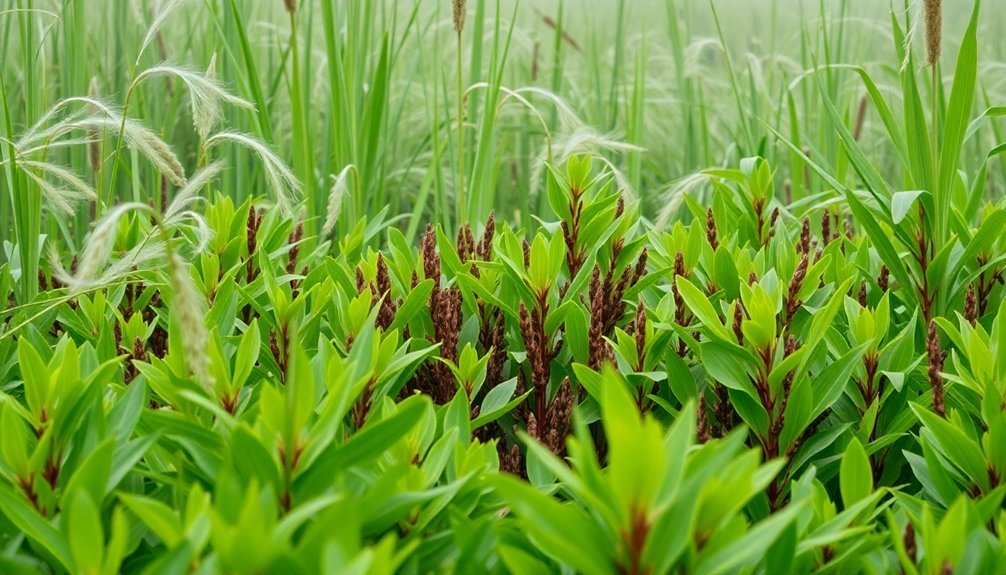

left=3, top=0, right=1006, bottom=573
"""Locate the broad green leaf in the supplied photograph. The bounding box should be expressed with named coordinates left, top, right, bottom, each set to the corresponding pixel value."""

left=492, top=475, right=612, bottom=575
left=840, top=438, right=872, bottom=507
left=118, top=493, right=183, bottom=547
left=676, top=279, right=731, bottom=341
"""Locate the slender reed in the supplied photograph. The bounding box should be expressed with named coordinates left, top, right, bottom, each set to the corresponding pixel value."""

left=454, top=0, right=467, bottom=227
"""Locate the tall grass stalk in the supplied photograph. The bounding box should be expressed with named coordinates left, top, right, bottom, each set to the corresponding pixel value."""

left=454, top=0, right=467, bottom=226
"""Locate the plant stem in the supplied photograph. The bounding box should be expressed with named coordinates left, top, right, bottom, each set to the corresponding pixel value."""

left=456, top=28, right=466, bottom=229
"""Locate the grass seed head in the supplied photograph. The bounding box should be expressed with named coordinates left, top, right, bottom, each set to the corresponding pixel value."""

left=134, top=66, right=252, bottom=144
left=205, top=132, right=299, bottom=214
left=55, top=202, right=146, bottom=290
left=453, top=0, right=467, bottom=33
left=924, top=0, right=942, bottom=66
left=168, top=252, right=214, bottom=395
left=324, top=166, right=353, bottom=237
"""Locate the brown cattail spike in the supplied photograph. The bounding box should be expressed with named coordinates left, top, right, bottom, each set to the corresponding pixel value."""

left=283, top=0, right=297, bottom=15
left=924, top=0, right=942, bottom=67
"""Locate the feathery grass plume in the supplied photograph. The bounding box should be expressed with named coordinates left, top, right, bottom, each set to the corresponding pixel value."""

left=110, top=117, right=187, bottom=186
left=16, top=98, right=187, bottom=186
left=162, top=161, right=224, bottom=251
left=323, top=165, right=354, bottom=237
left=133, top=65, right=253, bottom=143
left=90, top=240, right=168, bottom=286
left=138, top=0, right=188, bottom=62
left=656, top=172, right=711, bottom=229
left=47, top=155, right=218, bottom=292
left=203, top=53, right=218, bottom=137
left=924, top=0, right=942, bottom=67
left=452, top=0, right=467, bottom=33
left=163, top=161, right=223, bottom=222
left=13, top=160, right=96, bottom=215
left=6, top=98, right=184, bottom=207
left=531, top=128, right=644, bottom=199
left=283, top=0, right=297, bottom=15
left=204, top=132, right=299, bottom=214
left=168, top=251, right=214, bottom=395
left=53, top=202, right=147, bottom=291
left=490, top=85, right=581, bottom=133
